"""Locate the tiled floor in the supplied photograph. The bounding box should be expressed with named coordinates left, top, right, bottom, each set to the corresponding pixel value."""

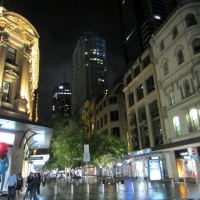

left=1, top=177, right=200, bottom=200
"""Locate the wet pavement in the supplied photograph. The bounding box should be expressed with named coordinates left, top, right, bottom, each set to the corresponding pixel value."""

left=1, top=177, right=200, bottom=200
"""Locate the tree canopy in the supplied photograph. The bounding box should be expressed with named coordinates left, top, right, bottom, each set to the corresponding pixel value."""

left=48, top=116, right=128, bottom=169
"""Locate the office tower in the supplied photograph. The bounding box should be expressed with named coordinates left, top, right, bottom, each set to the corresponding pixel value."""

left=72, top=33, right=107, bottom=116
left=52, top=82, right=71, bottom=117
left=119, top=0, right=168, bottom=68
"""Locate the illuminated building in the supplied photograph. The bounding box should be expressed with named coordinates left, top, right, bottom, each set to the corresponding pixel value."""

left=52, top=82, right=71, bottom=117
left=72, top=32, right=107, bottom=116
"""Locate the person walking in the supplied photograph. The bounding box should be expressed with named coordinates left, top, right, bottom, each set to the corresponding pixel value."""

left=6, top=171, right=17, bottom=200
left=36, top=173, right=41, bottom=196
left=30, top=173, right=39, bottom=200
left=41, top=173, right=46, bottom=187
left=23, top=172, right=33, bottom=200
left=16, top=173, right=23, bottom=200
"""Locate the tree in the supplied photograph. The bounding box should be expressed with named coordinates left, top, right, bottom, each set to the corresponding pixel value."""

left=88, top=133, right=128, bottom=167
left=51, top=116, right=87, bottom=169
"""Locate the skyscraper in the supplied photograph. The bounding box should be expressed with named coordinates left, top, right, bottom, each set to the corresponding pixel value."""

left=52, top=82, right=71, bottom=117
left=72, top=33, right=107, bottom=116
left=119, top=0, right=168, bottom=68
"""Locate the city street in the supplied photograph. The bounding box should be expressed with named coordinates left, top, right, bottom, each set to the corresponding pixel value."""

left=0, top=177, right=200, bottom=200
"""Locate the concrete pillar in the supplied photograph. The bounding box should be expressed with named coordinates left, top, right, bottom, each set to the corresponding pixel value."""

left=167, top=151, right=179, bottom=181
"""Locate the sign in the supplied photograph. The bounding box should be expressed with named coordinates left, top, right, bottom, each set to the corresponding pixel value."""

left=25, top=156, right=43, bottom=161
left=148, top=159, right=162, bottom=181
left=192, top=149, right=196, bottom=155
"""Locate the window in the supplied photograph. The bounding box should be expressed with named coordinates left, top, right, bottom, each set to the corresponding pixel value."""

left=100, top=118, right=103, bottom=127
left=6, top=46, right=16, bottom=65
left=111, top=127, right=120, bottom=137
left=104, top=114, right=107, bottom=125
left=146, top=76, right=155, bottom=94
left=186, top=13, right=197, bottom=28
left=169, top=91, right=175, bottom=105
left=99, top=105, right=102, bottom=111
left=143, top=55, right=150, bottom=69
left=109, top=96, right=117, bottom=104
left=173, top=116, right=181, bottom=136
left=130, top=129, right=139, bottom=151
left=192, top=38, right=200, bottom=54
left=134, top=66, right=140, bottom=77
left=173, top=26, right=178, bottom=39
left=149, top=100, right=159, bottom=118
left=163, top=62, right=169, bottom=75
left=178, top=50, right=184, bottom=65
left=138, top=106, right=146, bottom=123
left=103, top=100, right=106, bottom=107
left=97, top=120, right=99, bottom=130
left=160, top=40, right=165, bottom=51
left=136, top=85, right=144, bottom=101
left=126, top=74, right=132, bottom=85
left=189, top=109, right=200, bottom=130
left=129, top=114, right=136, bottom=127
left=110, top=110, right=119, bottom=121
left=128, top=92, right=134, bottom=107
left=2, top=81, right=10, bottom=102
left=184, top=80, right=192, bottom=97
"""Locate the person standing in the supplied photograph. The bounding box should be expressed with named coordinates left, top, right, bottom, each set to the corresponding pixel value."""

left=6, top=171, right=17, bottom=200
left=16, top=173, right=23, bottom=200
left=30, top=173, right=39, bottom=200
left=23, top=172, right=33, bottom=200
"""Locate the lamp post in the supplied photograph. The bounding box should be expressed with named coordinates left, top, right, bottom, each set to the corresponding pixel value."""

left=83, top=144, right=90, bottom=193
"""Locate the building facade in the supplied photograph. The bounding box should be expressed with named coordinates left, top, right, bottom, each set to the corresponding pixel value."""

left=71, top=32, right=107, bottom=116
left=52, top=82, right=71, bottom=117
left=0, top=7, right=53, bottom=194
left=151, top=1, right=200, bottom=182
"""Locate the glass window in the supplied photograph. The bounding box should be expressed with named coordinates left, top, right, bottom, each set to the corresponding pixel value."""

left=138, top=106, right=146, bottom=123
left=169, top=91, right=175, bottom=105
left=143, top=55, right=150, bottom=69
left=111, top=127, right=120, bottom=137
left=160, top=40, right=165, bottom=51
left=163, top=62, right=169, bottom=75
left=110, top=110, right=119, bottom=121
left=126, top=74, right=132, bottom=85
left=2, top=81, right=10, bottom=102
left=109, top=96, right=117, bottom=104
left=178, top=50, right=184, bottom=65
left=128, top=92, right=134, bottom=107
left=6, top=46, right=16, bottom=65
left=173, top=26, right=178, bottom=39
left=192, top=38, right=200, bottom=54
left=189, top=109, right=200, bottom=130
left=136, top=85, right=144, bottom=101
left=134, top=66, right=140, bottom=77
left=185, top=13, right=197, bottom=28
left=146, top=76, right=155, bottom=94
left=173, top=116, right=181, bottom=136
left=184, top=80, right=192, bottom=97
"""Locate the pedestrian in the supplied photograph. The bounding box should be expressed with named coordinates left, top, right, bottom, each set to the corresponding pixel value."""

left=23, top=172, right=33, bottom=200
left=16, top=173, right=23, bottom=200
left=6, top=171, right=17, bottom=200
left=36, top=172, right=41, bottom=196
left=41, top=173, right=46, bottom=187
left=30, top=173, right=39, bottom=200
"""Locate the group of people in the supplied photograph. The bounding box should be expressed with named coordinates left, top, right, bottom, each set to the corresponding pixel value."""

left=6, top=171, right=46, bottom=200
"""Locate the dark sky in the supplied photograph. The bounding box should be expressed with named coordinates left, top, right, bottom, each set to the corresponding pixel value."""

left=3, top=0, right=125, bottom=120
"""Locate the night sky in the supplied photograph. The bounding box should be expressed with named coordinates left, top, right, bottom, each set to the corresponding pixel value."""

left=3, top=0, right=125, bottom=120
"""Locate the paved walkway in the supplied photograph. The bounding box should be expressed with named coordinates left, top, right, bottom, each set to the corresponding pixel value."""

left=1, top=177, right=200, bottom=200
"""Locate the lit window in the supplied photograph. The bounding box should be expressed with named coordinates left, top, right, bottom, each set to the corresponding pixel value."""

left=173, top=116, right=181, bottom=136
left=169, top=91, right=175, bottom=105
left=2, top=81, right=10, bottom=102
left=189, top=109, right=200, bottom=130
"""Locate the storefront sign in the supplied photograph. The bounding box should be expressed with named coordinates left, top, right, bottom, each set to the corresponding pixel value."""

left=148, top=159, right=162, bottom=181
left=25, top=156, right=43, bottom=160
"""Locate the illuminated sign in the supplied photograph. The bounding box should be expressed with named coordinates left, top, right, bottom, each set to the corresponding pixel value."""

left=148, top=159, right=162, bottom=181
left=180, top=152, right=188, bottom=156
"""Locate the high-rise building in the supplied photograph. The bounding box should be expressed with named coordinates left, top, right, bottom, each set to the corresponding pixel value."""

left=52, top=82, right=71, bottom=117
left=119, top=0, right=168, bottom=68
left=72, top=32, right=107, bottom=116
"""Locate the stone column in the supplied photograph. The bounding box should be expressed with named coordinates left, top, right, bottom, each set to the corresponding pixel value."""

left=0, top=31, right=9, bottom=105
left=14, top=44, right=31, bottom=114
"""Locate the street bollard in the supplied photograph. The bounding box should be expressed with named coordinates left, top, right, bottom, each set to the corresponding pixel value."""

left=171, top=179, right=174, bottom=188
left=102, top=184, right=104, bottom=193
left=131, top=182, right=134, bottom=192
left=116, top=183, right=119, bottom=192
left=87, top=184, right=89, bottom=193
left=54, top=184, right=57, bottom=195
left=71, top=184, right=74, bottom=194
left=183, top=178, right=187, bottom=186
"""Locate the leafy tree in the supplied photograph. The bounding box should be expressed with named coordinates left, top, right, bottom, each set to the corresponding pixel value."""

left=51, top=116, right=87, bottom=169
left=89, top=133, right=128, bottom=167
